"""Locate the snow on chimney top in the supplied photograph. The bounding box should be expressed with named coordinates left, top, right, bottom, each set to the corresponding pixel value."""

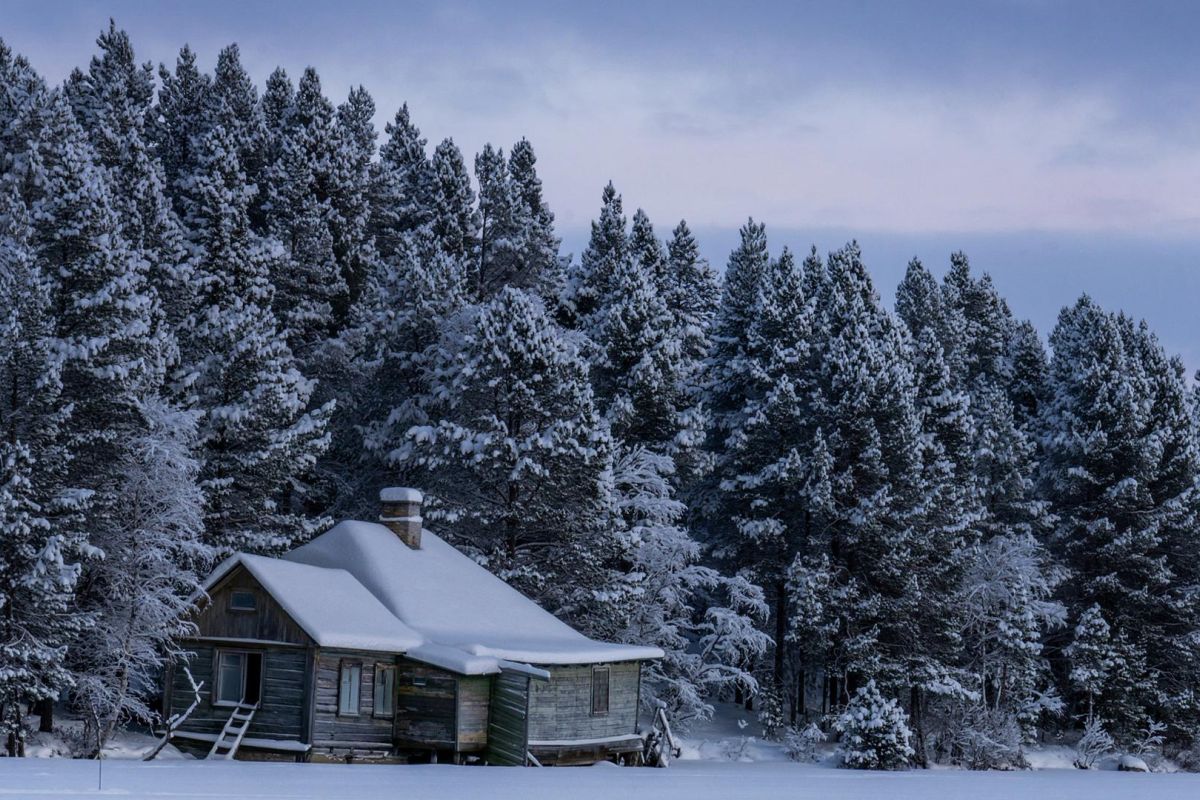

left=380, top=487, right=423, bottom=549
left=381, top=487, right=423, bottom=504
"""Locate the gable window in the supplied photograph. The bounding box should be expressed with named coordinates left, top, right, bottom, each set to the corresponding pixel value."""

left=215, top=650, right=262, bottom=706
left=373, top=665, right=396, bottom=717
left=339, top=662, right=362, bottom=716
left=229, top=590, right=257, bottom=611
left=591, top=666, right=610, bottom=716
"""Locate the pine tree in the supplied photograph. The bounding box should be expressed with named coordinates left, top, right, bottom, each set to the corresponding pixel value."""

left=371, top=104, right=433, bottom=260
left=589, top=225, right=693, bottom=452
left=331, top=85, right=377, bottom=307
left=1065, top=604, right=1121, bottom=723
left=789, top=243, right=927, bottom=693
left=65, top=23, right=190, bottom=327
left=718, top=246, right=819, bottom=698
left=565, top=182, right=627, bottom=328
left=428, top=138, right=478, bottom=264
left=175, top=121, right=332, bottom=555
left=30, top=90, right=173, bottom=519
left=395, top=288, right=612, bottom=611
left=261, top=67, right=347, bottom=359
left=207, top=45, right=265, bottom=191
left=0, top=179, right=89, bottom=755
left=1040, top=296, right=1200, bottom=738
left=629, top=208, right=669, bottom=293
left=702, top=219, right=770, bottom=460
left=154, top=45, right=210, bottom=212
left=664, top=219, right=720, bottom=367
left=474, top=142, right=517, bottom=299
left=897, top=255, right=1060, bottom=758
left=352, top=227, right=470, bottom=519
left=506, top=138, right=563, bottom=301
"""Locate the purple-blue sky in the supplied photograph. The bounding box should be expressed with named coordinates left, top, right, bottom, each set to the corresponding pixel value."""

left=6, top=1, right=1200, bottom=367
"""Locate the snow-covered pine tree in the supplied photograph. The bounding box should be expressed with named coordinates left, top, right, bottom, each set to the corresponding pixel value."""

left=589, top=226, right=695, bottom=453
left=897, top=256, right=1060, bottom=761
left=7, top=60, right=201, bottom=745
left=717, top=247, right=817, bottom=699
left=394, top=288, right=612, bottom=614
left=64, top=23, right=190, bottom=326
left=349, top=227, right=471, bottom=519
left=506, top=138, right=563, bottom=302
left=260, top=67, right=348, bottom=360
left=370, top=104, right=434, bottom=260
left=428, top=138, right=479, bottom=265
left=701, top=219, right=770, bottom=474
left=1040, top=296, right=1200, bottom=739
left=1006, top=319, right=1049, bottom=431
left=474, top=142, right=517, bottom=299
left=154, top=45, right=210, bottom=215
left=207, top=45, right=266, bottom=197
left=69, top=398, right=210, bottom=751
left=174, top=120, right=332, bottom=555
left=629, top=208, right=670, bottom=295
left=693, top=219, right=771, bottom=543
left=660, top=220, right=720, bottom=482
left=331, top=85, right=377, bottom=308
left=1064, top=604, right=1121, bottom=724
left=473, top=139, right=563, bottom=303
left=836, top=680, right=915, bottom=770
left=564, top=182, right=628, bottom=328
left=0, top=174, right=89, bottom=755
left=664, top=219, right=720, bottom=368
left=785, top=243, right=927, bottom=699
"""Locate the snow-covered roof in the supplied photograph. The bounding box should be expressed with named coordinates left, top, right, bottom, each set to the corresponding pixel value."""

left=203, top=553, right=424, bottom=653
left=284, top=520, right=664, bottom=674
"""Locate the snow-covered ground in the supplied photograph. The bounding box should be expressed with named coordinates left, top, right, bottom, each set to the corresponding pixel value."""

left=2, top=757, right=1199, bottom=800
left=3, top=706, right=1197, bottom=799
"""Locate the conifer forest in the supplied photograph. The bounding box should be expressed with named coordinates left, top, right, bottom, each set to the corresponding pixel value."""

left=1, top=23, right=1200, bottom=774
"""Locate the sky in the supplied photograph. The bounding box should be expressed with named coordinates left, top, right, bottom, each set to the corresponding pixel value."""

left=5, top=0, right=1200, bottom=368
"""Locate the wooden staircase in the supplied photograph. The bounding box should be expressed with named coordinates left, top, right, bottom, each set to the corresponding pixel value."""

left=207, top=702, right=258, bottom=760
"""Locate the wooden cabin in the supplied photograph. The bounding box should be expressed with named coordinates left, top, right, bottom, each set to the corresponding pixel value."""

left=164, top=488, right=663, bottom=765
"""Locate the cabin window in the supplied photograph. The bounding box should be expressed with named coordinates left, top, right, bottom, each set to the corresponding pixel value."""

left=215, top=650, right=262, bottom=706
left=591, top=666, right=610, bottom=716
left=339, top=662, right=362, bottom=716
left=373, top=666, right=396, bottom=717
left=229, top=590, right=257, bottom=611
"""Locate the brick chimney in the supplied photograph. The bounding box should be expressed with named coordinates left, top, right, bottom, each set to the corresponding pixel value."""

left=380, top=487, right=423, bottom=549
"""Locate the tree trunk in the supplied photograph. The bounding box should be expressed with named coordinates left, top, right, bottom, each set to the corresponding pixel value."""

left=36, top=699, right=53, bottom=733
left=909, top=685, right=928, bottom=768
left=773, top=579, right=788, bottom=693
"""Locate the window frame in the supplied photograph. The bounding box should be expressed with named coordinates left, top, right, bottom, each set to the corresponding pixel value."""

left=591, top=665, right=610, bottom=717
left=228, top=589, right=258, bottom=612
left=338, top=660, right=363, bottom=717
left=373, top=664, right=397, bottom=718
left=214, top=649, right=248, bottom=708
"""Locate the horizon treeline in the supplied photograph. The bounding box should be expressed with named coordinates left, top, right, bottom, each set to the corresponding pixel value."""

left=0, top=24, right=1198, bottom=769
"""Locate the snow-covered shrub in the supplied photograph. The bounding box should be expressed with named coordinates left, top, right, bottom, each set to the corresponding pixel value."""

left=943, top=705, right=1026, bottom=770
left=1173, top=735, right=1200, bottom=773
left=1073, top=717, right=1114, bottom=769
left=1132, top=720, right=1166, bottom=757
left=720, top=735, right=756, bottom=762
left=784, top=722, right=827, bottom=762
left=757, top=686, right=786, bottom=740
left=835, top=681, right=914, bottom=770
